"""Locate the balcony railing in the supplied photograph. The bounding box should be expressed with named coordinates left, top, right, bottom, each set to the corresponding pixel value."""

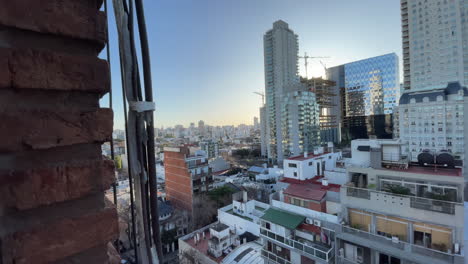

left=261, top=249, right=292, bottom=264
left=344, top=186, right=460, bottom=215
left=339, top=225, right=460, bottom=263
left=260, top=228, right=334, bottom=262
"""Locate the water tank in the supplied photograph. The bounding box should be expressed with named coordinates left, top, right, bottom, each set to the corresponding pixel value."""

left=436, top=152, right=455, bottom=167
left=417, top=151, right=434, bottom=166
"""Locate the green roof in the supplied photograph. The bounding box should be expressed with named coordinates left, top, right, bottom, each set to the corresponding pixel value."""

left=260, top=208, right=305, bottom=230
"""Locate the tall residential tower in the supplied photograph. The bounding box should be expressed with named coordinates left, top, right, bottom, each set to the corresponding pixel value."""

left=401, top=0, right=468, bottom=91
left=262, top=20, right=300, bottom=163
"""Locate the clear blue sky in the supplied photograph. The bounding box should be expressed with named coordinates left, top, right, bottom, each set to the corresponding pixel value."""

left=101, top=0, right=402, bottom=129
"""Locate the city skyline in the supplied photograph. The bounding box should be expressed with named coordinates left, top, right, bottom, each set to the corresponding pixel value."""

left=102, top=0, right=402, bottom=129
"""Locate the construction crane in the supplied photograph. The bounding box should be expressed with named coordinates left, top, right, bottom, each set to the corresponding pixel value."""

left=320, top=60, right=328, bottom=79
left=253, top=91, right=265, bottom=105
left=298, top=52, right=330, bottom=79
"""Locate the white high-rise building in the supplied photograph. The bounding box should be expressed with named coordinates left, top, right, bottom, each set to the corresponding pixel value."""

left=259, top=106, right=267, bottom=157
left=401, top=0, right=468, bottom=91
left=263, top=20, right=299, bottom=163
left=398, top=82, right=468, bottom=166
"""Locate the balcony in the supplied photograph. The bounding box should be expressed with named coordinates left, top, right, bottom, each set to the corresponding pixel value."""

left=260, top=228, right=334, bottom=262
left=338, top=225, right=462, bottom=264
left=344, top=186, right=461, bottom=215
left=261, top=249, right=292, bottom=264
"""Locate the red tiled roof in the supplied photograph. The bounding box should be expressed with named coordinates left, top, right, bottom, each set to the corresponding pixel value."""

left=284, top=184, right=326, bottom=201
left=287, top=152, right=330, bottom=161
left=281, top=176, right=341, bottom=193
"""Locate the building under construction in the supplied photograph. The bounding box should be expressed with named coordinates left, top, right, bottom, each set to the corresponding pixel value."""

left=300, top=77, right=341, bottom=144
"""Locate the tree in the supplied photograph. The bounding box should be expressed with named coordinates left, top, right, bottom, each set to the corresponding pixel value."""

left=179, top=248, right=202, bottom=264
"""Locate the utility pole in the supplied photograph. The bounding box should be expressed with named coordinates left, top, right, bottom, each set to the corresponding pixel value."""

left=298, top=52, right=330, bottom=79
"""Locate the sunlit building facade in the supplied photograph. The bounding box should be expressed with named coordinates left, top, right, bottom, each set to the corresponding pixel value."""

left=263, top=20, right=299, bottom=164
left=281, top=89, right=320, bottom=157
left=328, top=53, right=400, bottom=141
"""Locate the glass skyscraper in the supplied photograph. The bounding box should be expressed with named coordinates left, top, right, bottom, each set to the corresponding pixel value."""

left=327, top=53, right=400, bottom=141
left=345, top=53, right=400, bottom=117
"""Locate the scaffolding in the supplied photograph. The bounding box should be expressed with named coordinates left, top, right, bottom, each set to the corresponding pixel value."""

left=300, top=77, right=338, bottom=131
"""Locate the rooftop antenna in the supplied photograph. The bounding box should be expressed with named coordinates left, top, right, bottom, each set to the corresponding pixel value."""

left=298, top=52, right=330, bottom=79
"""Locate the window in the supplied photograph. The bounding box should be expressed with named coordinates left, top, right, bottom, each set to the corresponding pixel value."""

left=308, top=162, right=313, bottom=166
left=266, top=222, right=271, bottom=230
left=288, top=163, right=297, bottom=168
left=293, top=172, right=297, bottom=177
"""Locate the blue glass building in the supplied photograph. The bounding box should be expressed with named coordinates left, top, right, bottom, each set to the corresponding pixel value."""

left=327, top=53, right=400, bottom=141
left=344, top=53, right=400, bottom=117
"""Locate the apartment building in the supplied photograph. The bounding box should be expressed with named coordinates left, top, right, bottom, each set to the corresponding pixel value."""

left=164, top=146, right=214, bottom=217
left=281, top=83, right=321, bottom=157
left=200, top=140, right=219, bottom=160
left=397, top=82, right=468, bottom=166
left=337, top=139, right=465, bottom=264
left=401, top=0, right=468, bottom=91
left=262, top=20, right=300, bottom=163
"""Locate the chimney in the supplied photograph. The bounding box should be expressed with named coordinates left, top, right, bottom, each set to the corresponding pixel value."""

left=304, top=152, right=308, bottom=158
left=322, top=178, right=329, bottom=187
left=243, top=191, right=248, bottom=202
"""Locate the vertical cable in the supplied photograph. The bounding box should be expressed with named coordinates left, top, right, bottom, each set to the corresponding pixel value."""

left=134, top=0, right=163, bottom=261
left=104, top=0, right=118, bottom=207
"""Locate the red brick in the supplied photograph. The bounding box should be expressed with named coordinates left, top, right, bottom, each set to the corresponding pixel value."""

left=0, top=108, right=113, bottom=152
left=2, top=206, right=118, bottom=264
left=0, top=160, right=115, bottom=210
left=0, top=0, right=106, bottom=47
left=0, top=48, right=110, bottom=94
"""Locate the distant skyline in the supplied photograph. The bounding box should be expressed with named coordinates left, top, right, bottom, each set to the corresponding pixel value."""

left=101, top=0, right=402, bottom=129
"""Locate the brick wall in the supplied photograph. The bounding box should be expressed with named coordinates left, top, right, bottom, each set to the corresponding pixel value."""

left=164, top=151, right=193, bottom=214
left=0, top=0, right=119, bottom=263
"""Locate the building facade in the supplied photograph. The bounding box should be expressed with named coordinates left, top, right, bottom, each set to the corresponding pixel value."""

left=301, top=77, right=341, bottom=144
left=401, top=0, right=468, bottom=91
left=281, top=87, right=320, bottom=157
left=164, top=146, right=214, bottom=218
left=398, top=82, right=468, bottom=166
left=338, top=139, right=465, bottom=264
left=200, top=140, right=219, bottom=160
left=263, top=20, right=299, bottom=164
left=260, top=106, right=268, bottom=157
left=327, top=53, right=400, bottom=142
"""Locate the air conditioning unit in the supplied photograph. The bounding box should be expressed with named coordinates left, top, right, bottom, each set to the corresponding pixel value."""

left=392, top=236, right=399, bottom=243
left=305, top=218, right=314, bottom=225
left=313, top=219, right=321, bottom=227
left=276, top=246, right=282, bottom=251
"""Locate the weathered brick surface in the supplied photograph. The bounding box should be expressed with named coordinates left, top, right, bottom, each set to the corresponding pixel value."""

left=0, top=108, right=113, bottom=152
left=0, top=160, right=115, bottom=210
left=0, top=0, right=106, bottom=47
left=2, top=206, right=118, bottom=264
left=0, top=48, right=110, bottom=94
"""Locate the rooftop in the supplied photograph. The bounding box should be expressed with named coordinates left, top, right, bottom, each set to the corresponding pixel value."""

left=185, top=228, right=224, bottom=263
left=283, top=183, right=326, bottom=201
left=220, top=242, right=263, bottom=264
left=260, top=208, right=305, bottom=230
left=212, top=222, right=230, bottom=232
left=382, top=165, right=462, bottom=177
left=281, top=176, right=341, bottom=192
left=287, top=152, right=330, bottom=161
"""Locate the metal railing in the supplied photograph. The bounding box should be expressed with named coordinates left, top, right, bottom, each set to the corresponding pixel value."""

left=344, top=186, right=461, bottom=215
left=336, top=256, right=362, bottom=264
left=341, top=226, right=406, bottom=250
left=340, top=225, right=460, bottom=263
left=260, top=228, right=334, bottom=262
left=261, top=249, right=292, bottom=264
